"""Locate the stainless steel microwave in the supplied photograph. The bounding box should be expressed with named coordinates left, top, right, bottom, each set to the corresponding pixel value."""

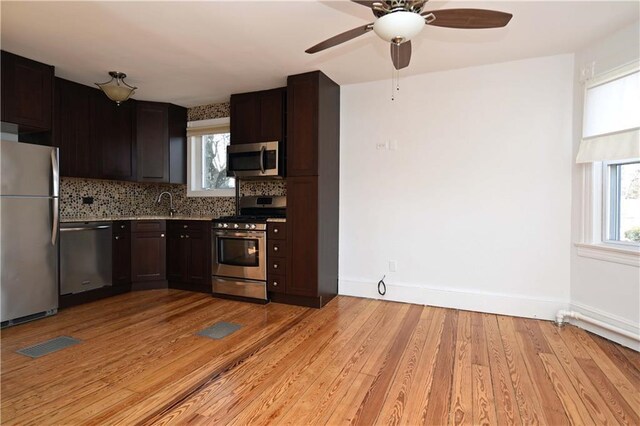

left=226, top=141, right=283, bottom=179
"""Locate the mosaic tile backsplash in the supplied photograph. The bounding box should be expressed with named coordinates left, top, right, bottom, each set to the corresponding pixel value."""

left=60, top=177, right=286, bottom=220
left=187, top=101, right=230, bottom=121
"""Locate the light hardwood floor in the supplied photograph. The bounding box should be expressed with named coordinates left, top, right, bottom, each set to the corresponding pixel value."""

left=1, top=290, right=638, bottom=425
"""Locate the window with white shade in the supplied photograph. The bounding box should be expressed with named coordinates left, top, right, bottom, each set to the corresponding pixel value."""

left=577, top=60, right=640, bottom=255
left=577, top=63, right=640, bottom=163
left=187, top=118, right=235, bottom=197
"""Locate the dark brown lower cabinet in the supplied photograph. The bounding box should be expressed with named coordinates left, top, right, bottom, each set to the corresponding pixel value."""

left=112, top=221, right=131, bottom=286
left=286, top=177, right=319, bottom=298
left=167, top=221, right=211, bottom=293
left=267, top=223, right=287, bottom=294
left=131, top=221, right=167, bottom=287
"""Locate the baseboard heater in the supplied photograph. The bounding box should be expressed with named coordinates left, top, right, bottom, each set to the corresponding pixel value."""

left=555, top=309, right=640, bottom=342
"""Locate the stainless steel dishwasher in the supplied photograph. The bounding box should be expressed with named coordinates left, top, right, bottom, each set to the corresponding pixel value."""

left=60, top=222, right=113, bottom=295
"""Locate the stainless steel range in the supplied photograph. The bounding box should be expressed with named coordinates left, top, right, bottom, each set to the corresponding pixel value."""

left=212, top=196, right=285, bottom=301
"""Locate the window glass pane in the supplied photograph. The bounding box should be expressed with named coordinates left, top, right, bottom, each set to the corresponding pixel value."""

left=201, top=133, right=235, bottom=190
left=584, top=71, right=640, bottom=138
left=611, top=162, right=640, bottom=243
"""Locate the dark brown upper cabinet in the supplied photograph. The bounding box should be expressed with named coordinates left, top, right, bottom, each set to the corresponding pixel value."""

left=55, top=77, right=137, bottom=181
left=1, top=51, right=54, bottom=133
left=92, top=89, right=136, bottom=181
left=287, top=73, right=321, bottom=177
left=136, top=101, right=169, bottom=182
left=136, top=101, right=187, bottom=183
left=230, top=87, right=285, bottom=145
left=54, top=78, right=95, bottom=178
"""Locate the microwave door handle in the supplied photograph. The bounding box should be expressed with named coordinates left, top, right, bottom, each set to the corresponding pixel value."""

left=259, top=146, right=266, bottom=174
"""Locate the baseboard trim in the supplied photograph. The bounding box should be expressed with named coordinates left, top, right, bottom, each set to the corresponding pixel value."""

left=568, top=302, right=640, bottom=350
left=339, top=278, right=567, bottom=321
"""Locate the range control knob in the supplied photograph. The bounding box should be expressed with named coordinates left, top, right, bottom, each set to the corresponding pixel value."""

left=245, top=224, right=250, bottom=229
left=223, top=223, right=228, bottom=228
left=250, top=224, right=256, bottom=229
left=234, top=224, right=239, bottom=229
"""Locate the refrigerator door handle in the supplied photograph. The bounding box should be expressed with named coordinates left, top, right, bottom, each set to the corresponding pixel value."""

left=52, top=197, right=59, bottom=246
left=51, top=149, right=59, bottom=246
left=51, top=148, right=59, bottom=197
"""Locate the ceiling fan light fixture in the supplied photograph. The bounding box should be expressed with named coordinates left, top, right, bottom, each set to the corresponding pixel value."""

left=95, top=71, right=137, bottom=106
left=373, top=11, right=425, bottom=43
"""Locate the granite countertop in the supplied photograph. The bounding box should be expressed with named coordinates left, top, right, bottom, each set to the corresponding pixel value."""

left=60, top=215, right=216, bottom=223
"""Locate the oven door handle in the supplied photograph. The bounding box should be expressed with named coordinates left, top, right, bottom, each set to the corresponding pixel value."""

left=215, top=230, right=265, bottom=238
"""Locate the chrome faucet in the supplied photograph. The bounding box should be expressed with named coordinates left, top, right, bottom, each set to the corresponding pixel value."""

left=156, top=191, right=176, bottom=217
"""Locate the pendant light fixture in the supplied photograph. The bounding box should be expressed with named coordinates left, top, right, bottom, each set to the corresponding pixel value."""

left=95, top=71, right=137, bottom=106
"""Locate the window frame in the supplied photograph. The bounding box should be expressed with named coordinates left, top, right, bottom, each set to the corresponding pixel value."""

left=186, top=118, right=235, bottom=198
left=575, top=61, right=640, bottom=266
left=602, top=159, right=640, bottom=247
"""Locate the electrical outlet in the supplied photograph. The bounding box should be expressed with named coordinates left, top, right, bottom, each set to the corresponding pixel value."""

left=82, top=196, right=94, bottom=205
left=376, top=141, right=388, bottom=150
left=389, top=260, right=397, bottom=272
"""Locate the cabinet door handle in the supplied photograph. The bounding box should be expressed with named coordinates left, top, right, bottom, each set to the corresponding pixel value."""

left=183, top=225, right=188, bottom=229
left=115, top=236, right=120, bottom=240
left=185, top=234, right=190, bottom=239
left=273, top=228, right=279, bottom=234
left=273, top=245, right=279, bottom=252
left=273, top=263, right=279, bottom=269
left=273, top=281, right=278, bottom=287
left=161, top=233, right=165, bottom=238
left=120, top=225, right=125, bottom=229
left=180, top=235, right=184, bottom=238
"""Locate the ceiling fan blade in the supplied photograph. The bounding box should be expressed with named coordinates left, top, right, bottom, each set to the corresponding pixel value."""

left=351, top=1, right=376, bottom=7
left=422, top=8, right=513, bottom=29
left=390, top=41, right=411, bottom=70
left=306, top=24, right=373, bottom=54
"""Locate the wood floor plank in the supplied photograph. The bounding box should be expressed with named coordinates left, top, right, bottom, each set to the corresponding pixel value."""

left=497, top=315, right=546, bottom=425
left=540, top=321, right=620, bottom=425
left=2, top=291, right=638, bottom=425
left=538, top=353, right=593, bottom=425
left=449, top=310, right=473, bottom=426
left=570, top=326, right=640, bottom=412
left=274, top=301, right=391, bottom=426
left=472, top=364, right=497, bottom=426
left=483, top=314, right=521, bottom=426
left=423, top=309, right=459, bottom=425
left=352, top=304, right=423, bottom=425
left=513, top=318, right=569, bottom=425
left=590, top=332, right=640, bottom=387
left=576, top=357, right=640, bottom=425
left=617, top=344, right=640, bottom=371
left=402, top=307, right=447, bottom=426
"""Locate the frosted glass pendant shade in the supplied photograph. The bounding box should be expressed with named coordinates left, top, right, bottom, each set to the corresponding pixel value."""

left=95, top=71, right=137, bottom=106
left=373, top=11, right=425, bottom=43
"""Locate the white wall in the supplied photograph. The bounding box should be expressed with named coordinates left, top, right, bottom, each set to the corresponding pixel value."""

left=339, top=54, right=574, bottom=320
left=570, top=21, right=640, bottom=349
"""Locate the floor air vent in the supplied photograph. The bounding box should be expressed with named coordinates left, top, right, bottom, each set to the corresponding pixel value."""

left=197, top=322, right=242, bottom=339
left=16, top=336, right=82, bottom=358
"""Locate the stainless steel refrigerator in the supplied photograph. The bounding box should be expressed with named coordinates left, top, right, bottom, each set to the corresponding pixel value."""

left=1, top=140, right=59, bottom=325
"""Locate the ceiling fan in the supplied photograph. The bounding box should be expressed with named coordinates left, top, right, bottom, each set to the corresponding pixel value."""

left=306, top=1, right=513, bottom=70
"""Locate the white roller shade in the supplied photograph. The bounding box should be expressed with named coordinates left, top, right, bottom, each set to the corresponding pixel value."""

left=187, top=118, right=230, bottom=137
left=577, top=62, right=640, bottom=163
left=576, top=128, right=640, bottom=163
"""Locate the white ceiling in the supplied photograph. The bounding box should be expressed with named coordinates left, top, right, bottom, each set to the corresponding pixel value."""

left=1, top=1, right=638, bottom=107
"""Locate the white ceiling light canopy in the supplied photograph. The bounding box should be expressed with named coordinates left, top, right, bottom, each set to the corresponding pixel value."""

left=373, top=11, right=425, bottom=43
left=95, top=71, right=137, bottom=106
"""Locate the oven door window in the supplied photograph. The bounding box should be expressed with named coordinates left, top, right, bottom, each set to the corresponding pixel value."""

left=217, top=237, right=260, bottom=267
